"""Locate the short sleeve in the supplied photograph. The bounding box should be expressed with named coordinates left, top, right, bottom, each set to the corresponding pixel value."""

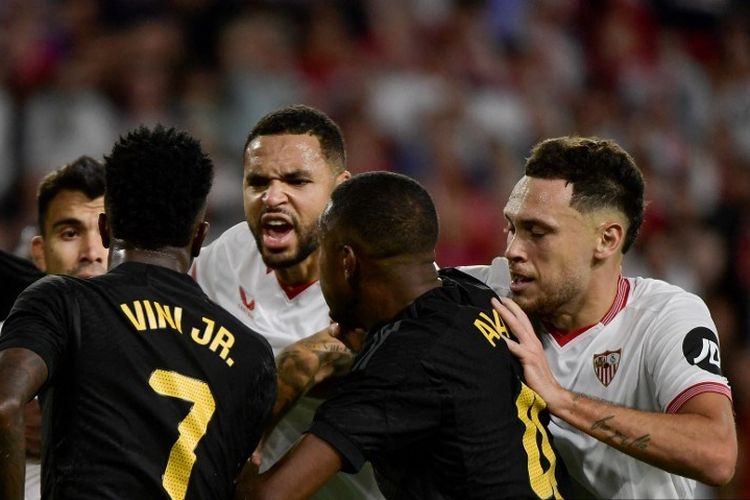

left=645, top=291, right=731, bottom=412
left=309, top=329, right=444, bottom=473
left=0, top=275, right=76, bottom=379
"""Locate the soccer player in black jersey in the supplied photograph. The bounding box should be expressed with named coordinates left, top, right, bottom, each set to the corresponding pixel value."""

left=0, top=125, right=277, bottom=500
left=238, top=171, right=569, bottom=499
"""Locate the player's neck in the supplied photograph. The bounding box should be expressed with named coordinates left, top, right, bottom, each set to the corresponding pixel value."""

left=548, top=267, right=621, bottom=332
left=360, top=257, right=441, bottom=330
left=108, top=241, right=192, bottom=274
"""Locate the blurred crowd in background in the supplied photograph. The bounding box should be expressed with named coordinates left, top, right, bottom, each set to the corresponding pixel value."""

left=0, top=0, right=749, bottom=496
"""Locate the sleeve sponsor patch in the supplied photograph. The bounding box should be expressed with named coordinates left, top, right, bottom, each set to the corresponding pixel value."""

left=682, top=327, right=722, bottom=375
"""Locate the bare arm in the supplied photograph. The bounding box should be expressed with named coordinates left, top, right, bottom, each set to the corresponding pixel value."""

left=492, top=297, right=737, bottom=486
left=0, top=347, right=48, bottom=500
left=264, top=324, right=355, bottom=439
left=236, top=434, right=343, bottom=500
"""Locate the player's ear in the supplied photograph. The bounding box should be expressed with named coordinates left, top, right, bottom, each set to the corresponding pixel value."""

left=191, top=221, right=210, bottom=258
left=335, top=170, right=351, bottom=186
left=342, top=244, right=357, bottom=283
left=30, top=235, right=47, bottom=272
left=98, top=213, right=110, bottom=249
left=595, top=221, right=624, bottom=259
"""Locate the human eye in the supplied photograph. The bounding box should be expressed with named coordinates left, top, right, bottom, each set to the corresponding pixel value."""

left=246, top=175, right=269, bottom=190
left=59, top=227, right=80, bottom=240
left=285, top=175, right=312, bottom=187
left=529, top=225, right=549, bottom=239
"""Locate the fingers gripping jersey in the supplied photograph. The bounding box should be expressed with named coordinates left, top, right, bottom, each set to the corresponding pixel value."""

left=311, top=270, right=570, bottom=499
left=460, top=257, right=732, bottom=499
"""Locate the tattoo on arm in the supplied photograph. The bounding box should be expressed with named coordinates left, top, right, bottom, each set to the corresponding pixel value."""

left=591, top=415, right=651, bottom=450
left=271, top=341, right=354, bottom=424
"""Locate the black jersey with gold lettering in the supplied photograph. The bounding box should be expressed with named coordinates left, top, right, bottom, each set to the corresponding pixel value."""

left=310, top=268, right=570, bottom=500
left=0, top=262, right=276, bottom=500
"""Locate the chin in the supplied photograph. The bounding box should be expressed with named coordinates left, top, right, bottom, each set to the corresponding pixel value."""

left=261, top=250, right=297, bottom=269
left=509, top=293, right=537, bottom=314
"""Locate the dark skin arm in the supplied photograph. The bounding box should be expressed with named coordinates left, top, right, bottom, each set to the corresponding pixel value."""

left=24, top=399, right=42, bottom=459
left=0, top=348, right=48, bottom=500
left=236, top=434, right=343, bottom=500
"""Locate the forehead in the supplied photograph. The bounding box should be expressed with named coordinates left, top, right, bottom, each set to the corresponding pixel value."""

left=244, top=133, right=329, bottom=174
left=504, top=176, right=577, bottom=222
left=45, top=190, right=104, bottom=225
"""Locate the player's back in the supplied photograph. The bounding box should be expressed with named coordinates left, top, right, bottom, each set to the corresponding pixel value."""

left=3, top=262, right=276, bottom=500
left=419, top=269, right=568, bottom=498
left=314, top=269, right=568, bottom=499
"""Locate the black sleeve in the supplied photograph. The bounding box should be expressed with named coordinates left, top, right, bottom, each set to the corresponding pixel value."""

left=309, top=326, right=443, bottom=473
left=0, top=275, right=75, bottom=378
left=0, top=249, right=45, bottom=319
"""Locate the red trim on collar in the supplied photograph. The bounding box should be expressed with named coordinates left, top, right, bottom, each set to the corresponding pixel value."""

left=279, top=280, right=316, bottom=300
left=546, top=276, right=630, bottom=347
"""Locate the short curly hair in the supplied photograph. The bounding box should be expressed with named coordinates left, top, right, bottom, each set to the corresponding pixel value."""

left=104, top=125, right=214, bottom=249
left=37, top=156, right=105, bottom=235
left=525, top=136, right=645, bottom=253
left=245, top=104, right=346, bottom=174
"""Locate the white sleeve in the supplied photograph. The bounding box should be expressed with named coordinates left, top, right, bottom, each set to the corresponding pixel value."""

left=458, top=257, right=512, bottom=298
left=645, top=291, right=731, bottom=413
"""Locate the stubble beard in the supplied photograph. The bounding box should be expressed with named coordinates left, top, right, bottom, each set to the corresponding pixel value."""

left=511, top=277, right=582, bottom=321
left=255, top=221, right=320, bottom=270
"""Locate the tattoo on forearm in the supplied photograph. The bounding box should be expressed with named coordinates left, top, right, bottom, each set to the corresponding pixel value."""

left=591, top=415, right=650, bottom=450
left=271, top=342, right=354, bottom=421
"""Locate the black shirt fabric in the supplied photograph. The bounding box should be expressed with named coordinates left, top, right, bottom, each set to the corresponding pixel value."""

left=0, top=262, right=276, bottom=500
left=310, top=268, right=569, bottom=500
left=0, top=249, right=44, bottom=319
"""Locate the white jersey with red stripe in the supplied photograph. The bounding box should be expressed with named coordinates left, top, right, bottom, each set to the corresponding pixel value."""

left=459, top=257, right=732, bottom=499
left=191, top=222, right=382, bottom=500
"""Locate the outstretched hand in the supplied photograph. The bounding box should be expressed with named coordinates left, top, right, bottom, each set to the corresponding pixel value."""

left=491, top=296, right=565, bottom=412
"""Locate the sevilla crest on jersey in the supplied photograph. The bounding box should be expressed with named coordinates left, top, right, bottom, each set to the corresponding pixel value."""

left=593, top=348, right=622, bottom=387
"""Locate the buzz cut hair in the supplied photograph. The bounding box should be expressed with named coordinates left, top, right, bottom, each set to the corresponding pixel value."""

left=320, top=171, right=439, bottom=259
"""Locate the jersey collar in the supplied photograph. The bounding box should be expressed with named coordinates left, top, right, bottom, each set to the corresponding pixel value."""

left=545, top=275, right=630, bottom=347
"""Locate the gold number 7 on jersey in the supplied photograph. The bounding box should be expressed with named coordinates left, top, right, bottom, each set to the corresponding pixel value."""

left=149, top=369, right=216, bottom=500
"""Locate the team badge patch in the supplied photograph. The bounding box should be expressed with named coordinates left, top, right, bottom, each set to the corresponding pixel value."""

left=593, top=349, right=622, bottom=387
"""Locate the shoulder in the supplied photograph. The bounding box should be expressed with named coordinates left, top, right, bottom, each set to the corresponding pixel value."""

left=455, top=256, right=510, bottom=297
left=201, top=222, right=255, bottom=257
left=628, top=276, right=710, bottom=314
left=22, top=273, right=81, bottom=299
left=192, top=222, right=259, bottom=283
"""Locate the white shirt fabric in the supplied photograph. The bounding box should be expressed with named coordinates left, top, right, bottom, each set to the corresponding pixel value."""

left=460, top=257, right=732, bottom=499
left=25, top=461, right=40, bottom=500
left=192, top=222, right=382, bottom=499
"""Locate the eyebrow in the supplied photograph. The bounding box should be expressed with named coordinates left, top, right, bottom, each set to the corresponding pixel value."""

left=246, top=169, right=313, bottom=182
left=504, top=213, right=556, bottom=230
left=50, top=218, right=85, bottom=231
